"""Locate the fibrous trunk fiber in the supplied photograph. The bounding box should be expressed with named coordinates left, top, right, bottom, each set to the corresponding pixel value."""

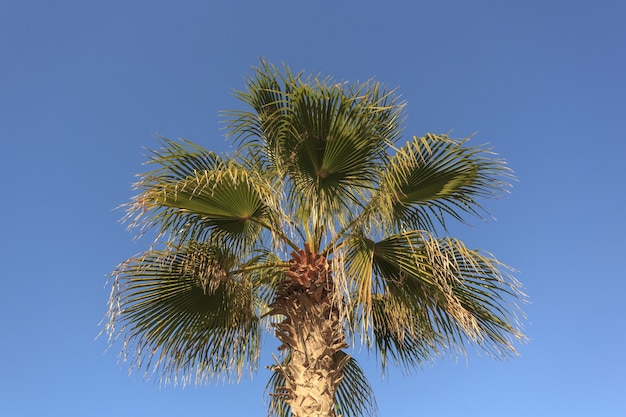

left=269, top=244, right=349, bottom=417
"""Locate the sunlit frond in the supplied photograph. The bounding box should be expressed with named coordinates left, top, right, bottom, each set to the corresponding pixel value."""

left=106, top=244, right=262, bottom=385
left=370, top=293, right=444, bottom=370
left=372, top=134, right=513, bottom=233
left=342, top=230, right=524, bottom=370
left=226, top=60, right=406, bottom=248
left=124, top=139, right=291, bottom=252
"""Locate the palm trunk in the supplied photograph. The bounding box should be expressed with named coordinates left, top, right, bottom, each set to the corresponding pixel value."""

left=268, top=244, right=349, bottom=417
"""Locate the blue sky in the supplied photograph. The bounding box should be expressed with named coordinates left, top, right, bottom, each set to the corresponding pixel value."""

left=1, top=1, right=625, bottom=416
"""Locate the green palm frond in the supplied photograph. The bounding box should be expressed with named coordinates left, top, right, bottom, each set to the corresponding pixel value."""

left=124, top=139, right=292, bottom=252
left=106, top=244, right=262, bottom=385
left=334, top=353, right=378, bottom=417
left=145, top=137, right=225, bottom=179
left=344, top=230, right=524, bottom=369
left=227, top=60, right=405, bottom=249
left=371, top=293, right=444, bottom=370
left=266, top=351, right=377, bottom=417
left=372, top=134, right=512, bottom=233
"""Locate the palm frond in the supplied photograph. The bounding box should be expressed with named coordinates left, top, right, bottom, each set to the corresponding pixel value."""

left=342, top=231, right=439, bottom=362
left=370, top=293, right=444, bottom=370
left=124, top=139, right=291, bottom=252
left=105, top=244, right=262, bottom=385
left=343, top=230, right=525, bottom=371
left=226, top=60, right=406, bottom=248
left=373, top=134, right=513, bottom=233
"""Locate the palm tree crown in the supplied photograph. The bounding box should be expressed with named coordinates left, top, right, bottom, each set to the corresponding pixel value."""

left=105, top=61, right=525, bottom=417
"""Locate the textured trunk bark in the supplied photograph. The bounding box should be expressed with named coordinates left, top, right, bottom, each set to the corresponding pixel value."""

left=273, top=295, right=348, bottom=416
left=268, top=244, right=349, bottom=417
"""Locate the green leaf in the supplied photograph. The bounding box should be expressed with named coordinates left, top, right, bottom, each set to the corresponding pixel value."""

left=126, top=140, right=282, bottom=251
left=343, top=230, right=524, bottom=369
left=106, top=244, right=262, bottom=385
left=226, top=60, right=405, bottom=238
left=380, top=134, right=513, bottom=232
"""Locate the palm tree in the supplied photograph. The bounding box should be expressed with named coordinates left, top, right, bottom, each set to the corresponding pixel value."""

left=105, top=61, right=525, bottom=417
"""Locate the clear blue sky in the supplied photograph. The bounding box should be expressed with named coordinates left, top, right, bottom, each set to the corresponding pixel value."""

left=2, top=1, right=625, bottom=416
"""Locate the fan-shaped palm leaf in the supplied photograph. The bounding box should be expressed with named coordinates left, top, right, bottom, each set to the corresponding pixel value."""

left=343, top=230, right=524, bottom=368
left=106, top=243, right=262, bottom=385
left=125, top=138, right=295, bottom=252
left=227, top=61, right=405, bottom=250
left=369, top=134, right=513, bottom=233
